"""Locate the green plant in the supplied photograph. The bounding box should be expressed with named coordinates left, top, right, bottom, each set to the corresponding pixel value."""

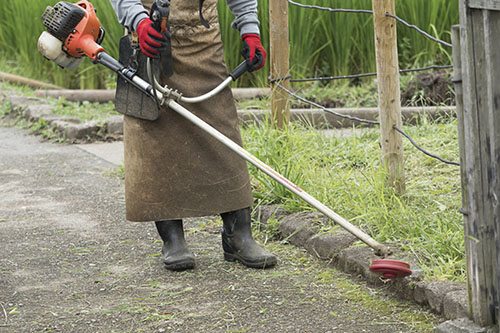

left=46, top=99, right=118, bottom=122
left=0, top=0, right=458, bottom=89
left=241, top=114, right=463, bottom=281
left=219, top=0, right=458, bottom=87
left=0, top=0, right=122, bottom=89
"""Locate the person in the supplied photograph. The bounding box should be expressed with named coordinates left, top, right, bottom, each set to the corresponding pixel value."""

left=109, top=0, right=277, bottom=271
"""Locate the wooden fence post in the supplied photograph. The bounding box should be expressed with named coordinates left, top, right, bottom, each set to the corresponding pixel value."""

left=372, top=0, right=405, bottom=194
left=269, top=0, right=290, bottom=129
left=458, top=0, right=500, bottom=327
left=452, top=23, right=472, bottom=318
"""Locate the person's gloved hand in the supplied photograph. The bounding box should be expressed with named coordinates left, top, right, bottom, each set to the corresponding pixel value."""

left=241, top=34, right=267, bottom=72
left=136, top=18, right=168, bottom=58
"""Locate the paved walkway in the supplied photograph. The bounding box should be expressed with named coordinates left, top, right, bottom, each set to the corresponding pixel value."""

left=0, top=126, right=440, bottom=332
left=76, top=141, right=124, bottom=166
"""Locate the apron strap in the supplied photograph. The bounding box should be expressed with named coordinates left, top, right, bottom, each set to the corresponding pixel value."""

left=199, top=0, right=210, bottom=28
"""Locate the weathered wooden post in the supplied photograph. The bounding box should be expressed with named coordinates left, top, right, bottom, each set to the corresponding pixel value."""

left=457, top=0, right=500, bottom=328
left=372, top=0, right=405, bottom=194
left=269, top=0, right=290, bottom=129
left=452, top=23, right=473, bottom=320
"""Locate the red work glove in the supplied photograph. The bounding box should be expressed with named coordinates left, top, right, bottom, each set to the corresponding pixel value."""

left=241, top=34, right=267, bottom=72
left=136, top=18, right=168, bottom=58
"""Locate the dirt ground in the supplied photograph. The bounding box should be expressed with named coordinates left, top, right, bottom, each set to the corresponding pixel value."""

left=0, top=126, right=440, bottom=332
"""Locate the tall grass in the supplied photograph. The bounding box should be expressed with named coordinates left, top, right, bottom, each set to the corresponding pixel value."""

left=0, top=0, right=458, bottom=88
left=219, top=0, right=458, bottom=87
left=0, top=0, right=122, bottom=88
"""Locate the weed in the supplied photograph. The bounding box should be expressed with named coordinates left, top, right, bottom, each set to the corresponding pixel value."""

left=107, top=164, right=125, bottom=180
left=46, top=98, right=118, bottom=122
left=0, top=101, right=11, bottom=118
left=261, top=217, right=282, bottom=240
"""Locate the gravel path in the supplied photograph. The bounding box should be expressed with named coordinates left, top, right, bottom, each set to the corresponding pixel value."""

left=0, top=126, right=439, bottom=332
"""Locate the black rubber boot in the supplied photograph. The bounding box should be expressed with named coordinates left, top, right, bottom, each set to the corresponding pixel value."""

left=155, top=220, right=195, bottom=271
left=221, top=207, right=277, bottom=269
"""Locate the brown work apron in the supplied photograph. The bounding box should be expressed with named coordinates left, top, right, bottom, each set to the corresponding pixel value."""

left=123, top=0, right=253, bottom=222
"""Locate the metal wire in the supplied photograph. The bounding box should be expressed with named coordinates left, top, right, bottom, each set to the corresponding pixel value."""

left=393, top=126, right=460, bottom=166
left=275, top=82, right=380, bottom=125
left=268, top=74, right=292, bottom=84
left=385, top=13, right=452, bottom=48
left=273, top=82, right=460, bottom=166
left=287, top=0, right=452, bottom=48
left=287, top=65, right=453, bottom=83
left=274, top=1, right=458, bottom=165
left=287, top=0, right=373, bottom=14
left=290, top=72, right=377, bottom=83
left=399, top=65, right=453, bottom=74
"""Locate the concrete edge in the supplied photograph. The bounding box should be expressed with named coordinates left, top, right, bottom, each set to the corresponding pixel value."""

left=238, top=106, right=457, bottom=129
left=3, top=94, right=457, bottom=142
left=4, top=95, right=123, bottom=142
left=253, top=205, right=470, bottom=325
left=435, top=318, right=497, bottom=333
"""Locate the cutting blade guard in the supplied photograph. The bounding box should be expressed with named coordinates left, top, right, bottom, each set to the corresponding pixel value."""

left=369, top=259, right=412, bottom=279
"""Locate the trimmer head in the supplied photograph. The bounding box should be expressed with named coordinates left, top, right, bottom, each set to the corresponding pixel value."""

left=369, top=259, right=412, bottom=279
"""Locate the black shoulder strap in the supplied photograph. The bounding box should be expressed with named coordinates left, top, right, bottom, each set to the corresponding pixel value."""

left=199, top=0, right=210, bottom=28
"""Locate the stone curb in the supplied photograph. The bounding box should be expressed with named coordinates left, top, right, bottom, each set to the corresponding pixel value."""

left=3, top=94, right=457, bottom=142
left=435, top=318, right=497, bottom=333
left=5, top=96, right=123, bottom=142
left=253, top=205, right=470, bottom=325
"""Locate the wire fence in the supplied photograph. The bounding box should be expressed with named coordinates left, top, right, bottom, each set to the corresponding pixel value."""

left=274, top=82, right=460, bottom=166
left=271, top=65, right=454, bottom=84
left=287, top=0, right=453, bottom=48
left=271, top=0, right=459, bottom=167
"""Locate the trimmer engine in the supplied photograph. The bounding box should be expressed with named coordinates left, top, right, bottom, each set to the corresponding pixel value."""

left=38, top=0, right=105, bottom=69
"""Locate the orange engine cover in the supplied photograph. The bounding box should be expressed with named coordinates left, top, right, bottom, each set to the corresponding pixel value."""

left=64, top=0, right=105, bottom=60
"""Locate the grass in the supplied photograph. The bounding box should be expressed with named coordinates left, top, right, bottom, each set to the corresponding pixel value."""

left=44, top=99, right=117, bottom=122
left=0, top=81, right=117, bottom=123
left=315, top=268, right=438, bottom=332
left=242, top=115, right=463, bottom=282
left=0, top=0, right=458, bottom=89
left=219, top=0, right=458, bottom=87
left=0, top=0, right=121, bottom=89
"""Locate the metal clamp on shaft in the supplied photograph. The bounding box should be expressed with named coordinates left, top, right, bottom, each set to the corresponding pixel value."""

left=147, top=59, right=250, bottom=104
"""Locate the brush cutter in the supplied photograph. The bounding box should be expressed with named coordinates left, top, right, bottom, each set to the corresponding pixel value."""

left=37, top=0, right=412, bottom=279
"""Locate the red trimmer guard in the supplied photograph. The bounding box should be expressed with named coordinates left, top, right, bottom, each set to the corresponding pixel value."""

left=369, top=259, right=412, bottom=279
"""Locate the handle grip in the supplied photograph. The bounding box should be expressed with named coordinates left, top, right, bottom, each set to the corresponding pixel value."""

left=150, top=1, right=169, bottom=32
left=150, top=0, right=173, bottom=77
left=230, top=61, right=249, bottom=81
